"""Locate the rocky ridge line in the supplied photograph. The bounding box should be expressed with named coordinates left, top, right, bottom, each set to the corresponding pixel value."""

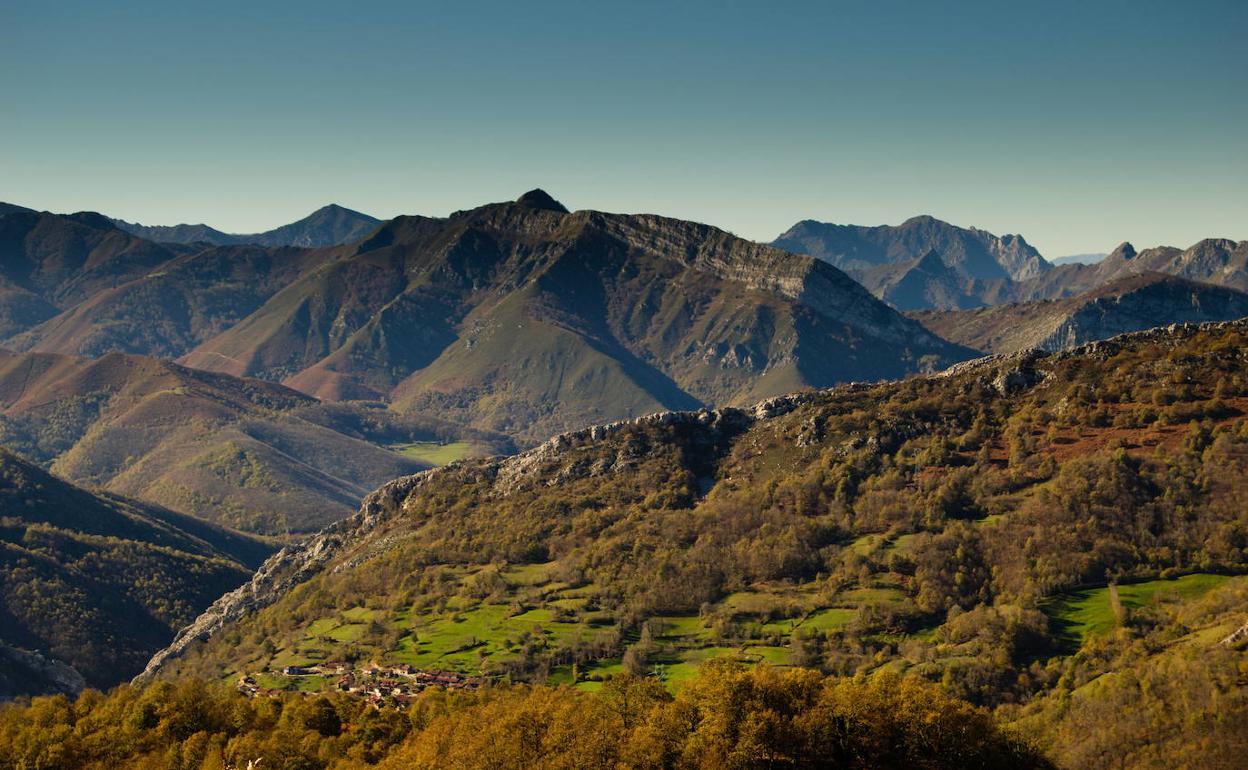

left=136, top=391, right=821, bottom=680
left=137, top=317, right=1248, bottom=681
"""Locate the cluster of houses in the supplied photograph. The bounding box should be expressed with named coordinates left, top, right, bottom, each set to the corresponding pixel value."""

left=236, top=662, right=485, bottom=708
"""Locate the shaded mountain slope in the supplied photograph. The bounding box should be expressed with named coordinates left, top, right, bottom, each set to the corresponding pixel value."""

left=0, top=202, right=34, bottom=217
left=142, top=319, right=1248, bottom=770
left=184, top=191, right=975, bottom=444
left=6, top=242, right=330, bottom=358
left=856, top=248, right=1001, bottom=311
left=0, top=209, right=190, bottom=339
left=0, top=447, right=271, bottom=695
left=910, top=273, right=1248, bottom=353
left=114, top=204, right=381, bottom=248
left=0, top=350, right=508, bottom=534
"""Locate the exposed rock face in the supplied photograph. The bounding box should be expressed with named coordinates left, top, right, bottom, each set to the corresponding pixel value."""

left=177, top=192, right=973, bottom=445
left=1222, top=620, right=1248, bottom=647
left=135, top=470, right=433, bottom=682
left=910, top=273, right=1248, bottom=354
left=1038, top=277, right=1248, bottom=351
left=0, top=643, right=86, bottom=699
left=992, top=354, right=1046, bottom=395
left=138, top=317, right=1248, bottom=682
left=772, top=214, right=1050, bottom=283
left=1108, top=242, right=1137, bottom=261
left=136, top=390, right=818, bottom=681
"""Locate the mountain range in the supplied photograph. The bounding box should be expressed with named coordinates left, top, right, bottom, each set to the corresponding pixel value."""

left=772, top=214, right=1051, bottom=282
left=0, top=192, right=977, bottom=447
left=1050, top=252, right=1106, bottom=266
left=1, top=187, right=1244, bottom=768
left=773, top=215, right=1248, bottom=313
left=138, top=319, right=1248, bottom=770
left=0, top=349, right=509, bottom=535
left=181, top=190, right=978, bottom=443
left=112, top=203, right=382, bottom=248
left=909, top=272, right=1248, bottom=354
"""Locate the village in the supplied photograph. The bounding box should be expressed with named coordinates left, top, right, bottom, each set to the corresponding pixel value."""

left=236, top=663, right=485, bottom=709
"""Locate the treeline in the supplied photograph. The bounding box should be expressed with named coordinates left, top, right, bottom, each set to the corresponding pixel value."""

left=0, top=664, right=1050, bottom=770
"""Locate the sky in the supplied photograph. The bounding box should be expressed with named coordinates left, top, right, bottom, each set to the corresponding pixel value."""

left=1, top=0, right=1244, bottom=257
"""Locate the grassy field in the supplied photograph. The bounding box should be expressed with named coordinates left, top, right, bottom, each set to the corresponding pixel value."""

left=258, top=558, right=988, bottom=694
left=1044, top=573, right=1232, bottom=645
left=389, top=441, right=482, bottom=465
left=265, top=557, right=1230, bottom=697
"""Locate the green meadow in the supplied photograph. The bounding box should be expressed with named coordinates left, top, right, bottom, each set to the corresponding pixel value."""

left=390, top=441, right=483, bottom=466
left=1043, top=573, right=1232, bottom=645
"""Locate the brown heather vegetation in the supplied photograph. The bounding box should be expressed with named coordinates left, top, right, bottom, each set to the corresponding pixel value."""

left=0, top=350, right=510, bottom=535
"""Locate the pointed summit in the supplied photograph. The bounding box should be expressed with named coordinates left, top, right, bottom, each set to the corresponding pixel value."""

left=516, top=189, right=568, bottom=213
left=1109, top=242, right=1137, bottom=261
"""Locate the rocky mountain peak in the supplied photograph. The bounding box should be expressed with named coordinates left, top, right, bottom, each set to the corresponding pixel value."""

left=515, top=189, right=569, bottom=213
left=65, top=211, right=118, bottom=231
left=1109, top=242, right=1137, bottom=261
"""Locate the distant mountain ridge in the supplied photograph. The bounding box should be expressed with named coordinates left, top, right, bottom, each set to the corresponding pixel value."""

left=773, top=214, right=1051, bottom=283
left=996, top=238, right=1248, bottom=306
left=772, top=214, right=1246, bottom=313
left=7, top=197, right=1244, bottom=449
left=1091, top=239, right=1248, bottom=292
left=0, top=349, right=509, bottom=535
left=909, top=272, right=1248, bottom=353
left=113, top=203, right=382, bottom=248
left=177, top=190, right=976, bottom=444
left=1051, top=252, right=1106, bottom=266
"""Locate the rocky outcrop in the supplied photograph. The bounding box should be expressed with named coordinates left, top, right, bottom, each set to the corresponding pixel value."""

left=1220, top=620, right=1248, bottom=647
left=0, top=643, right=87, bottom=699
left=134, top=470, right=433, bottom=682
left=137, top=391, right=823, bottom=681
left=1034, top=276, right=1248, bottom=352
left=139, top=316, right=1248, bottom=682
left=594, top=211, right=944, bottom=348
left=911, top=274, right=1248, bottom=355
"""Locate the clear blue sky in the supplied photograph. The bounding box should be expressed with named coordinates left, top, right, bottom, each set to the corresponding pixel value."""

left=2, top=0, right=1244, bottom=256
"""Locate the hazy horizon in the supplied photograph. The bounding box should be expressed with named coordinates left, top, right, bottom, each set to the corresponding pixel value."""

left=3, top=0, right=1245, bottom=257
